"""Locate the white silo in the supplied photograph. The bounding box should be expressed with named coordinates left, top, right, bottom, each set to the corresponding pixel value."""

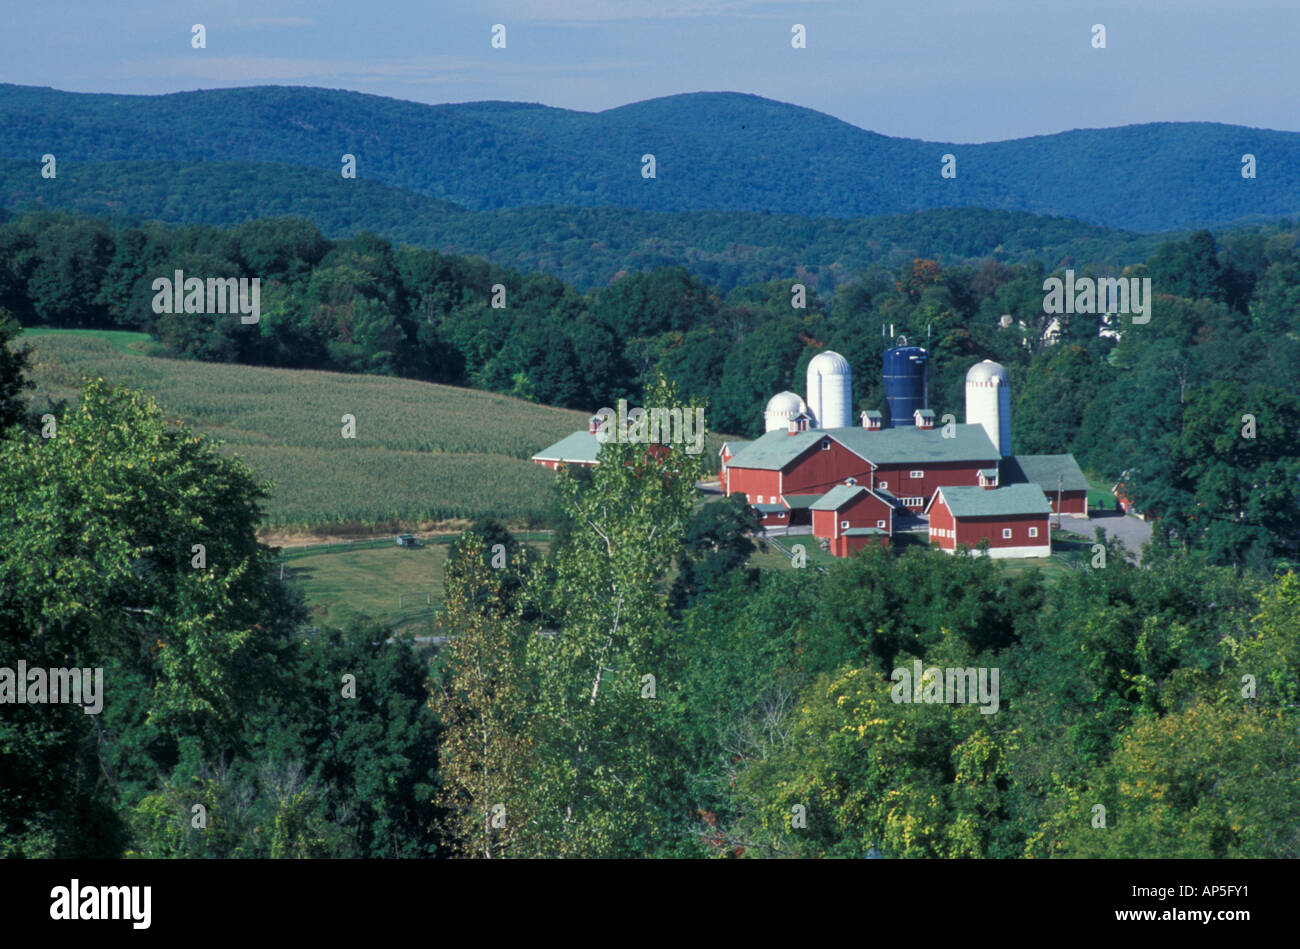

left=763, top=391, right=808, bottom=432
left=806, top=350, right=852, bottom=430
left=965, top=359, right=1012, bottom=457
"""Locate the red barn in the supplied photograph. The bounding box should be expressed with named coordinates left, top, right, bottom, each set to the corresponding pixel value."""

left=926, top=483, right=1052, bottom=558
left=530, top=430, right=601, bottom=470
left=725, top=424, right=998, bottom=513
left=811, top=484, right=894, bottom=556
left=1002, top=454, right=1090, bottom=516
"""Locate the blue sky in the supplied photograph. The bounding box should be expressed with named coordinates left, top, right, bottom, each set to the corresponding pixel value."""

left=3, top=0, right=1295, bottom=142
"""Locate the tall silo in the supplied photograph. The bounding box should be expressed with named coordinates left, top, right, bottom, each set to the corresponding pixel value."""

left=965, top=359, right=1011, bottom=457
left=882, top=343, right=929, bottom=427
left=805, top=351, right=852, bottom=429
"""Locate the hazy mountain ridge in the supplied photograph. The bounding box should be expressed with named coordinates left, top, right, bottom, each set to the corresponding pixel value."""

left=2, top=84, right=1297, bottom=231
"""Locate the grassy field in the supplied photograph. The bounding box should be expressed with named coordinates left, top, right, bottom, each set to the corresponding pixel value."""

left=278, top=532, right=551, bottom=630
left=22, top=330, right=594, bottom=530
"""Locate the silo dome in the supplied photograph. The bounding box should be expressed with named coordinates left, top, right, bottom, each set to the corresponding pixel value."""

left=965, top=359, right=1012, bottom=457
left=966, top=359, right=1010, bottom=386
left=806, top=350, right=853, bottom=430
left=763, top=391, right=808, bottom=432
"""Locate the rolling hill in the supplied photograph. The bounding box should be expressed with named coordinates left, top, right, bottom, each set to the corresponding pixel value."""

left=2, top=84, right=1298, bottom=231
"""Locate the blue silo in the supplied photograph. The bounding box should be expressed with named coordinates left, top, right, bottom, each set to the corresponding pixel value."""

left=882, top=344, right=929, bottom=427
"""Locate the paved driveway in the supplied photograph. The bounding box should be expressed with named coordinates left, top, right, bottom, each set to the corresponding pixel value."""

left=1059, top=510, right=1153, bottom=562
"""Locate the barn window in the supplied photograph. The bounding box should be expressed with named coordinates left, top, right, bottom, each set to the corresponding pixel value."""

left=878, top=480, right=888, bottom=490
left=1028, top=527, right=1038, bottom=538
left=910, top=470, right=924, bottom=479
left=821, top=439, right=830, bottom=451
left=1002, top=528, right=1013, bottom=539
left=840, top=520, right=849, bottom=529
left=876, top=520, right=886, bottom=529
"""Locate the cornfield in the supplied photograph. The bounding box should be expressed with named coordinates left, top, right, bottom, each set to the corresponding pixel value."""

left=23, top=331, right=589, bottom=529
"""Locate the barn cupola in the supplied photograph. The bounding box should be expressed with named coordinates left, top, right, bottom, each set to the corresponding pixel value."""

left=914, top=408, right=935, bottom=430
left=978, top=467, right=999, bottom=490
left=860, top=410, right=883, bottom=431
left=588, top=415, right=603, bottom=435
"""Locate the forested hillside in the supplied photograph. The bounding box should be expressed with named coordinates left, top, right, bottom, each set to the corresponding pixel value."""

left=0, top=157, right=1178, bottom=293
left=3, top=84, right=1299, bottom=230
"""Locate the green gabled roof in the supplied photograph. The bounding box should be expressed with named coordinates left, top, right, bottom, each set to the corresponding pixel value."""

left=1003, top=454, right=1089, bottom=493
left=979, top=468, right=998, bottom=479
left=934, top=483, right=1052, bottom=518
left=861, top=410, right=883, bottom=419
left=843, top=527, right=888, bottom=536
left=811, top=484, right=868, bottom=511
left=726, top=424, right=999, bottom=472
left=811, top=483, right=894, bottom=512
left=725, top=429, right=827, bottom=470
left=783, top=494, right=823, bottom=510
left=532, top=430, right=601, bottom=464
left=721, top=439, right=751, bottom=455
left=754, top=503, right=787, bottom=513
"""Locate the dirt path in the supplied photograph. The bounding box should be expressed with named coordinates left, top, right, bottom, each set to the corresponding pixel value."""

left=259, top=519, right=478, bottom=548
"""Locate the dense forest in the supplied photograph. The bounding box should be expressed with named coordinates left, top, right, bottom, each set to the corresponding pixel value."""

left=0, top=162, right=1181, bottom=293
left=3, top=84, right=1300, bottom=230
left=2, top=343, right=1297, bottom=858
left=3, top=208, right=1298, bottom=568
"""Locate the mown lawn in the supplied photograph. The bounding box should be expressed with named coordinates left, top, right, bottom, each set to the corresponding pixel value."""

left=280, top=534, right=551, bottom=631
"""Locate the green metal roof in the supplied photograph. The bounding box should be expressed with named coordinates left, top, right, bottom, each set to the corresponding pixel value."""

left=783, top=494, right=823, bottom=509
left=979, top=468, right=998, bottom=479
left=842, top=527, right=888, bottom=536
left=721, top=439, right=751, bottom=455
left=811, top=484, right=868, bottom=511
left=725, top=424, right=999, bottom=471
left=810, top=483, right=895, bottom=512
left=532, top=430, right=602, bottom=464
left=933, top=483, right=1053, bottom=518
left=754, top=503, right=787, bottom=513
left=1003, top=454, right=1089, bottom=493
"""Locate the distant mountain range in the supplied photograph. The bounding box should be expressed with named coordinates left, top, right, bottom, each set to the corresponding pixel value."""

left=1, top=84, right=1297, bottom=233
